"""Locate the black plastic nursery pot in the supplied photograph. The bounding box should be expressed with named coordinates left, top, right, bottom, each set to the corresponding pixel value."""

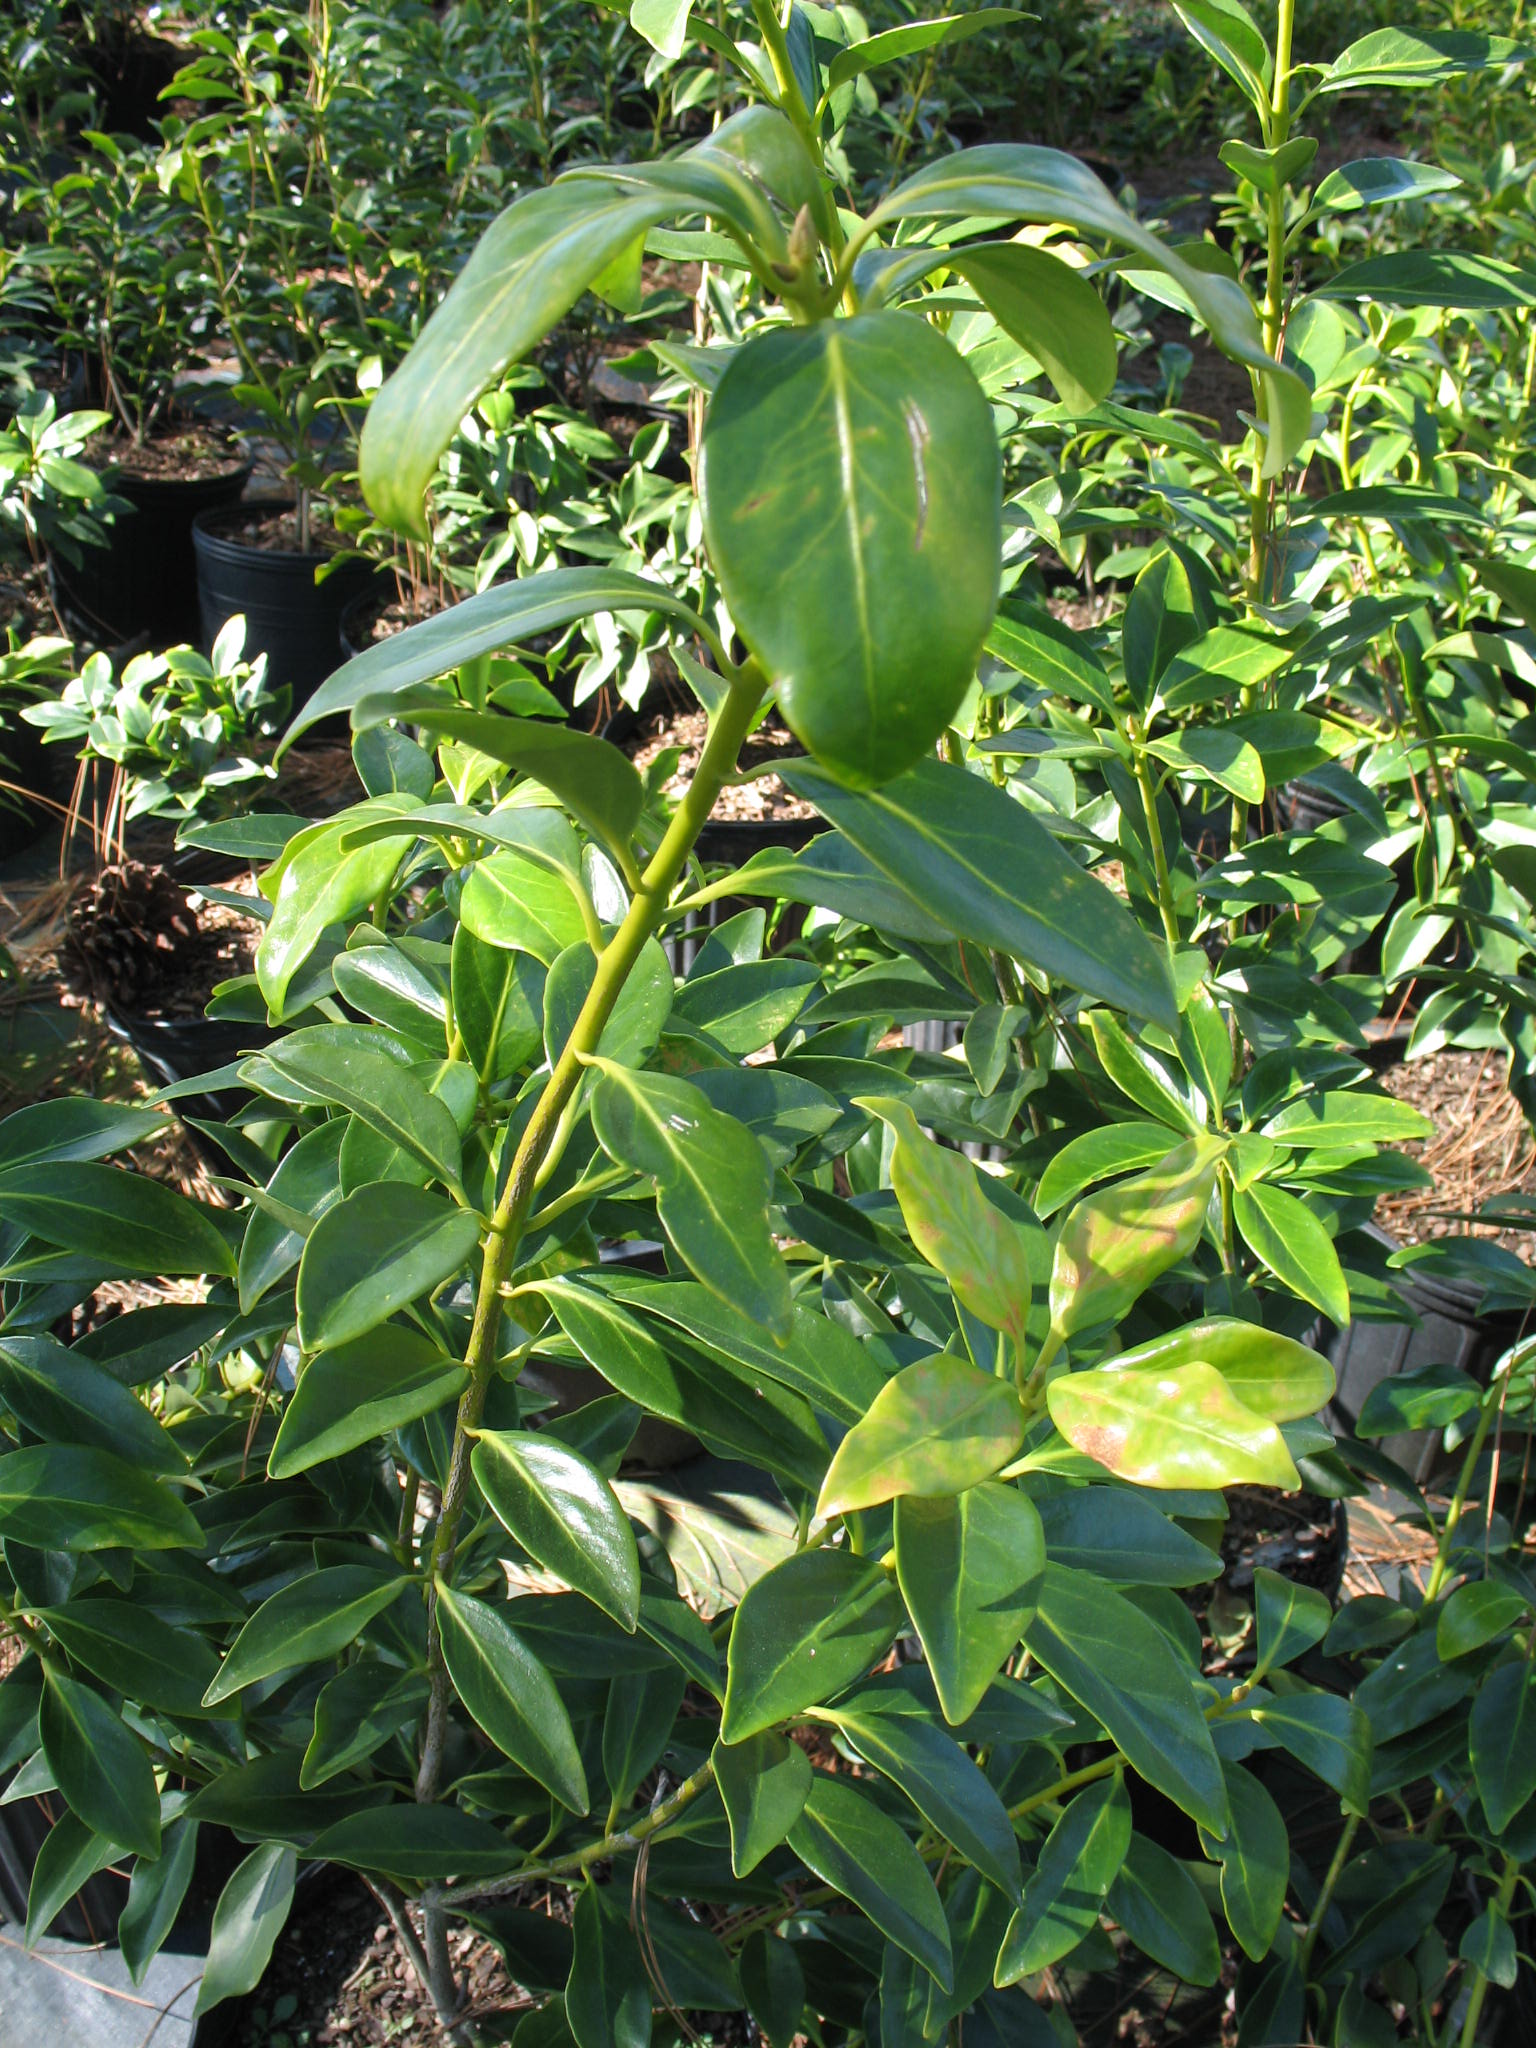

left=105, top=1008, right=274, bottom=1134
left=0, top=709, right=57, bottom=860
left=192, top=502, right=377, bottom=707
left=0, top=1790, right=128, bottom=1942
left=52, top=457, right=252, bottom=650
left=1323, top=1224, right=1524, bottom=1486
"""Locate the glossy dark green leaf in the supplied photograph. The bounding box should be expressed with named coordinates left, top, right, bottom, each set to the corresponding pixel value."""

left=255, top=798, right=419, bottom=1013
left=24, top=1815, right=120, bottom=1946
left=1198, top=1762, right=1287, bottom=1962
left=471, top=1430, right=640, bottom=1628
left=567, top=1880, right=651, bottom=2048
left=0, top=1162, right=234, bottom=1277
left=738, top=1931, right=805, bottom=2048
left=204, top=1567, right=410, bottom=1705
left=721, top=1550, right=904, bottom=1743
left=1314, top=249, right=1536, bottom=309
left=302, top=1664, right=430, bottom=1788
left=1234, top=1182, right=1350, bottom=1324
left=0, top=1335, right=186, bottom=1473
left=701, top=313, right=999, bottom=788
left=1437, top=1581, right=1528, bottom=1660
left=309, top=1804, right=514, bottom=1880
left=295, top=1183, right=481, bottom=1351
left=947, top=242, right=1116, bottom=412
left=996, top=1774, right=1130, bottom=1979
left=1249, top=1693, right=1371, bottom=1813
left=1024, top=1564, right=1227, bottom=1835
left=270, top=1328, right=465, bottom=1478
left=543, top=937, right=673, bottom=1069
left=238, top=1119, right=346, bottom=1313
left=818, top=1695, right=1020, bottom=1895
left=1034, top=1123, right=1181, bottom=1219
left=331, top=943, right=446, bottom=1048
left=38, top=1599, right=219, bottom=1718
left=120, top=1818, right=199, bottom=1984
left=436, top=1583, right=589, bottom=1813
left=460, top=846, right=590, bottom=967
left=671, top=958, right=820, bottom=1055
left=784, top=758, right=1177, bottom=1031
left=263, top=1042, right=463, bottom=1191
left=0, top=1097, right=169, bottom=1171
left=789, top=1774, right=953, bottom=1990
left=1471, top=1663, right=1536, bottom=1832
left=452, top=925, right=546, bottom=1083
left=1107, top=1832, right=1220, bottom=1984
left=0, top=1444, right=203, bottom=1551
left=603, top=1662, right=686, bottom=1811
left=194, top=1842, right=297, bottom=2016
left=40, top=1666, right=159, bottom=1859
left=538, top=1279, right=828, bottom=1490
left=818, top=1354, right=1026, bottom=1518
left=1253, top=1566, right=1331, bottom=1673
left=1034, top=1488, right=1219, bottom=1586
left=713, top=1730, right=813, bottom=1876
left=895, top=1484, right=1044, bottom=1724
left=1357, top=1361, right=1480, bottom=1438
left=588, top=1059, right=791, bottom=1337
left=720, top=832, right=950, bottom=941
left=1316, top=26, right=1528, bottom=92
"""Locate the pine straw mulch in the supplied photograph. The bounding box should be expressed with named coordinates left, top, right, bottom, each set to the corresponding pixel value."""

left=1376, top=1047, right=1536, bottom=1259
left=628, top=705, right=816, bottom=824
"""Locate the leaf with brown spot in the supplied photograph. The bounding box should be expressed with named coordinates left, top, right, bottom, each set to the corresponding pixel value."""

left=1048, top=1134, right=1224, bottom=1341
left=816, top=1353, right=1028, bottom=1519
left=1046, top=1359, right=1299, bottom=1489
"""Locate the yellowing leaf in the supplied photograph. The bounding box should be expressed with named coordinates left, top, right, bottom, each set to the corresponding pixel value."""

left=1049, top=1135, right=1223, bottom=1340
left=1046, top=1359, right=1300, bottom=1489
left=817, top=1355, right=1028, bottom=1519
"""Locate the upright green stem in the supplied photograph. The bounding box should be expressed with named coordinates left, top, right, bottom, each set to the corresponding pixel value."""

left=1423, top=1384, right=1502, bottom=1603
left=1456, top=1854, right=1520, bottom=2048
left=413, top=661, right=767, bottom=1807
left=1126, top=719, right=1181, bottom=946
left=1297, top=1810, right=1360, bottom=1987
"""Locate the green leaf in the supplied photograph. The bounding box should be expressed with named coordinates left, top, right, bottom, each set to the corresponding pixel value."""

left=1124, top=547, right=1209, bottom=709
left=255, top=797, right=419, bottom=1013
left=203, top=1566, right=410, bottom=1705
left=996, top=1775, right=1130, bottom=1978
left=947, top=243, right=1117, bottom=412
left=0, top=1334, right=187, bottom=1473
left=1035, top=1488, right=1220, bottom=1585
left=1313, top=250, right=1536, bottom=310
left=24, top=1815, right=121, bottom=1947
left=302, top=1665, right=431, bottom=1788
left=471, top=1430, right=641, bottom=1628
left=0, top=1162, right=234, bottom=1277
left=859, top=1096, right=1046, bottom=1353
left=193, top=1843, right=297, bottom=2017
left=701, top=313, right=999, bottom=788
left=789, top=1775, right=953, bottom=1990
left=817, top=1695, right=1020, bottom=1896
left=1050, top=1136, right=1222, bottom=1338
left=238, top=1119, right=346, bottom=1312
left=671, top=958, right=820, bottom=1056
left=1313, top=157, right=1462, bottom=210
left=1249, top=1693, right=1371, bottom=1813
left=895, top=1485, right=1043, bottom=1724
left=1047, top=1359, right=1298, bottom=1489
left=872, top=144, right=1310, bottom=475
left=1315, top=28, right=1529, bottom=93
left=718, top=832, right=949, bottom=941
left=1024, top=1564, right=1227, bottom=1836
left=120, top=1818, right=199, bottom=1984
left=630, top=0, right=692, bottom=61
left=720, top=1550, right=903, bottom=1743
left=1234, top=1182, right=1350, bottom=1324
left=1199, top=1763, right=1287, bottom=1961
left=460, top=850, right=590, bottom=969
left=375, top=704, right=644, bottom=866
left=985, top=604, right=1116, bottom=717
left=0, top=1444, right=203, bottom=1551
left=1460, top=1903, right=1519, bottom=1991
left=1253, top=1567, right=1332, bottom=1673
left=262, top=1042, right=464, bottom=1191
left=1158, top=622, right=1294, bottom=712
left=1101, top=1317, right=1333, bottom=1421
left=713, top=1729, right=812, bottom=1876
left=567, top=1881, right=651, bottom=2048
left=38, top=1599, right=219, bottom=1718
left=588, top=1059, right=791, bottom=1337
left=604, top=1663, right=686, bottom=1811
left=1172, top=0, right=1271, bottom=110
left=1471, top=1663, right=1536, bottom=1832
left=739, top=1932, right=804, bottom=2048
left=1437, top=1581, right=1528, bottom=1661
left=310, top=1803, right=515, bottom=1880
left=818, top=1354, right=1027, bottom=1517
left=40, top=1667, right=159, bottom=1859
left=269, top=1328, right=464, bottom=1478
left=436, top=1583, right=589, bottom=1813
left=827, top=10, right=1024, bottom=91
left=544, top=937, right=673, bottom=1069
left=538, top=1279, right=827, bottom=1489
left=1034, top=1123, right=1182, bottom=1219
left=782, top=758, right=1177, bottom=1032
left=295, top=1183, right=481, bottom=1350
left=1146, top=728, right=1264, bottom=803
left=0, top=1097, right=169, bottom=1171
left=1107, top=1833, right=1220, bottom=1984
left=1261, top=1091, right=1433, bottom=1147
left=453, top=926, right=547, bottom=1083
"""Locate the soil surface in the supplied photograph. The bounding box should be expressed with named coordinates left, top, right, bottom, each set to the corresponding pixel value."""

left=344, top=585, right=448, bottom=650
left=628, top=703, right=816, bottom=823
left=1377, top=1048, right=1536, bottom=1257
left=197, top=502, right=346, bottom=556
left=100, top=423, right=247, bottom=484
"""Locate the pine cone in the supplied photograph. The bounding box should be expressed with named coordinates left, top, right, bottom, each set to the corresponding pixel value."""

left=61, top=861, right=199, bottom=1013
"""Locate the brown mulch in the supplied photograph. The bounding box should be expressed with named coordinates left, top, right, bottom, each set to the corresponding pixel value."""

left=629, top=705, right=816, bottom=823
left=99, top=424, right=246, bottom=484
left=1377, top=1047, right=1536, bottom=1257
